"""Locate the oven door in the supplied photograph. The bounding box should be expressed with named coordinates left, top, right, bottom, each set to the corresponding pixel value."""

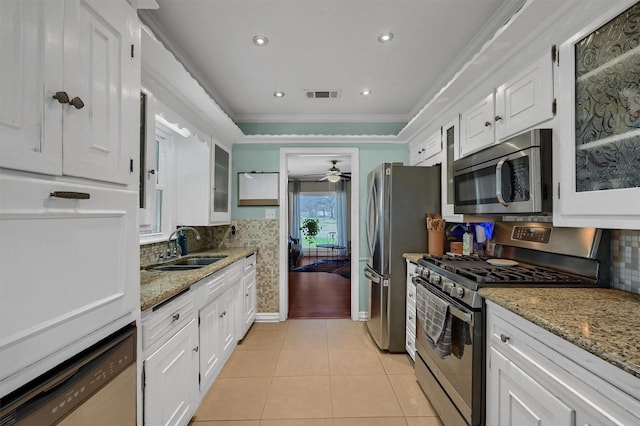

left=414, top=277, right=483, bottom=426
left=453, top=146, right=542, bottom=215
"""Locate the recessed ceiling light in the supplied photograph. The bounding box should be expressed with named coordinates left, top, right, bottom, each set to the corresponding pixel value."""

left=378, top=32, right=394, bottom=43
left=273, top=91, right=285, bottom=98
left=253, top=35, right=269, bottom=46
left=361, top=89, right=372, bottom=96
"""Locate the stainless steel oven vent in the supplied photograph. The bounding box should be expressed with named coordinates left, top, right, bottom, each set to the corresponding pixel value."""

left=305, top=90, right=340, bottom=99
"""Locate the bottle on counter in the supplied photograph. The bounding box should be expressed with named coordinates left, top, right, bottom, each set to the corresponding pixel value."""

left=462, top=223, right=473, bottom=256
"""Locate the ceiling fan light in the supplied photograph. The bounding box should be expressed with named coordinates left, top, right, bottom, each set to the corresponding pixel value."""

left=327, top=174, right=341, bottom=183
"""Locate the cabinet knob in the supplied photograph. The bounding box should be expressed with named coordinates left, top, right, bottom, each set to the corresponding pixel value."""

left=193, top=346, right=199, bottom=353
left=148, top=169, right=156, bottom=175
left=500, top=334, right=510, bottom=343
left=69, top=97, right=85, bottom=110
left=484, top=121, right=492, bottom=127
left=494, top=115, right=503, bottom=121
left=172, top=313, right=180, bottom=321
left=53, top=91, right=70, bottom=104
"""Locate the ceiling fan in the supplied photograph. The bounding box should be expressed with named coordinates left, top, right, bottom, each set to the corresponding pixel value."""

left=319, top=160, right=351, bottom=182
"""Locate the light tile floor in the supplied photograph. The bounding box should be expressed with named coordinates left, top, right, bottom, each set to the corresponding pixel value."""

left=192, top=319, right=442, bottom=426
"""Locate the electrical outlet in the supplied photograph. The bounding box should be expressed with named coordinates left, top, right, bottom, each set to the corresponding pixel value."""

left=265, top=209, right=276, bottom=219
left=231, top=221, right=238, bottom=228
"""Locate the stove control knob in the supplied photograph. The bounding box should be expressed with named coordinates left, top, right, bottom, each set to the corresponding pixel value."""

left=450, top=286, right=465, bottom=298
left=442, top=281, right=453, bottom=293
left=415, top=266, right=424, bottom=276
left=430, top=274, right=441, bottom=285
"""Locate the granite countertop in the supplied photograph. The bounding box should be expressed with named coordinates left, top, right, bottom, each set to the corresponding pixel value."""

left=140, top=247, right=258, bottom=311
left=481, top=287, right=640, bottom=379
left=403, top=253, right=427, bottom=263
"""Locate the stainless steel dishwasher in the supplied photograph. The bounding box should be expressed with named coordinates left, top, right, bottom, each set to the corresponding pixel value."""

left=0, top=323, right=136, bottom=425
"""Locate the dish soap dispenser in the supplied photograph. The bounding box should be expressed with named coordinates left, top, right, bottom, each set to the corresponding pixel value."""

left=462, top=223, right=473, bottom=256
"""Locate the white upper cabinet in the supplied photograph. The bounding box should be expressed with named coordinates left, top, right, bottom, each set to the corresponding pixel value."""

left=210, top=144, right=231, bottom=225
left=0, top=0, right=140, bottom=186
left=460, top=92, right=496, bottom=158
left=555, top=1, right=640, bottom=230
left=409, top=129, right=442, bottom=166
left=441, top=117, right=464, bottom=222
left=495, top=52, right=555, bottom=141
left=0, top=1, right=63, bottom=175
left=459, top=50, right=556, bottom=159
left=176, top=136, right=212, bottom=226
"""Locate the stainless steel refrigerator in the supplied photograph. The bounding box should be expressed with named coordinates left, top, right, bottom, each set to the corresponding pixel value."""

left=365, top=162, right=441, bottom=352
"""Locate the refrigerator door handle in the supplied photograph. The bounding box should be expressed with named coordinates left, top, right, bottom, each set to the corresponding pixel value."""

left=366, top=178, right=379, bottom=256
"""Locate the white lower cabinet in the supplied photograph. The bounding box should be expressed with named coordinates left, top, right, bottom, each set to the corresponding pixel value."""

left=144, top=319, right=199, bottom=426
left=486, top=301, right=640, bottom=426
left=241, top=254, right=257, bottom=338
left=405, top=260, right=417, bottom=361
left=143, top=253, right=258, bottom=425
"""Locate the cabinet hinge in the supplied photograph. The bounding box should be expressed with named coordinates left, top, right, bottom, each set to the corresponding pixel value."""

left=552, top=99, right=557, bottom=115
left=557, top=182, right=561, bottom=199
left=551, top=44, right=558, bottom=64
left=131, top=44, right=135, bottom=58
left=198, top=373, right=201, bottom=384
left=142, top=367, right=146, bottom=389
left=130, top=158, right=134, bottom=173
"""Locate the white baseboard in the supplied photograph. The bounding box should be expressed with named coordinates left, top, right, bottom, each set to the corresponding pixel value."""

left=358, top=311, right=369, bottom=321
left=255, top=313, right=281, bottom=322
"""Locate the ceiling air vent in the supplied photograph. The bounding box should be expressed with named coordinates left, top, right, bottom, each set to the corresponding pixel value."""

left=305, top=90, right=340, bottom=99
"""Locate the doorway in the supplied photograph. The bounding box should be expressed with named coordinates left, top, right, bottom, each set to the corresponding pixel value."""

left=278, top=148, right=360, bottom=321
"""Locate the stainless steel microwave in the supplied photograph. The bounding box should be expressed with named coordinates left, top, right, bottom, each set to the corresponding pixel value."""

left=453, top=129, right=552, bottom=215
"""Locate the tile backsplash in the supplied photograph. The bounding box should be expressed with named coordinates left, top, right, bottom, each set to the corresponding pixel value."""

left=140, top=220, right=280, bottom=313
left=611, top=229, right=640, bottom=294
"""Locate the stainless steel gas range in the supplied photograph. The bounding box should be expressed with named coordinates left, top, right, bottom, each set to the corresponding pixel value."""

left=412, top=222, right=611, bottom=426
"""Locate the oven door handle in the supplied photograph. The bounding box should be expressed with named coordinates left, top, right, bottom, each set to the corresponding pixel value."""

left=449, top=305, right=473, bottom=325
left=414, top=276, right=474, bottom=325
left=496, top=156, right=510, bottom=207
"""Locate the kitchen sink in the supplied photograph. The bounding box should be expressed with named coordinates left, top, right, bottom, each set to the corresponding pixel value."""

left=148, top=256, right=227, bottom=272
left=174, top=256, right=227, bottom=266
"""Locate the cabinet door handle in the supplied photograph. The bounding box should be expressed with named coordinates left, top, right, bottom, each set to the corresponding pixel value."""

left=484, top=121, right=492, bottom=127
left=69, top=96, right=85, bottom=110
left=148, top=169, right=156, bottom=175
left=494, top=115, right=503, bottom=121
left=49, top=191, right=90, bottom=200
left=172, top=313, right=180, bottom=321
left=500, top=334, right=510, bottom=343
left=409, top=315, right=414, bottom=321
left=246, top=293, right=249, bottom=297
left=52, top=91, right=70, bottom=104
left=193, top=346, right=199, bottom=353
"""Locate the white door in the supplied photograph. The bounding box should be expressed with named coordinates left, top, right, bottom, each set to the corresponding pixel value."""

left=495, top=52, right=555, bottom=141
left=220, top=287, right=236, bottom=361
left=0, top=0, right=63, bottom=175
left=62, top=0, right=139, bottom=185
left=460, top=92, right=496, bottom=157
left=244, top=272, right=257, bottom=333
left=144, top=320, right=199, bottom=426
left=487, top=347, right=574, bottom=426
left=199, top=299, right=221, bottom=391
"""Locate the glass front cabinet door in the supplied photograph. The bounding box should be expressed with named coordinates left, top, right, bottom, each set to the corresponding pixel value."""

left=556, top=1, right=640, bottom=229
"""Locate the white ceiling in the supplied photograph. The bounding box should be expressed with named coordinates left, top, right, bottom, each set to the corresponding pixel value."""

left=138, top=0, right=522, bottom=133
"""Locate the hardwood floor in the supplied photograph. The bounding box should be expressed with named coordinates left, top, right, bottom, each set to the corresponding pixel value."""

left=288, top=256, right=351, bottom=319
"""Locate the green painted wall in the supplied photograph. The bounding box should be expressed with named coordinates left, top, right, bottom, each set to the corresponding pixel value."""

left=231, top=142, right=409, bottom=313
left=237, top=122, right=407, bottom=136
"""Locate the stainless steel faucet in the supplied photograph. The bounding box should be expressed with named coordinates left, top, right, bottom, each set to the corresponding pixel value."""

left=167, top=226, right=201, bottom=257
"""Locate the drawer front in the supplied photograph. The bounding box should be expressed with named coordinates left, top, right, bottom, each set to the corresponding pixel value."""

left=406, top=329, right=416, bottom=361
left=406, top=304, right=416, bottom=336
left=225, top=261, right=242, bottom=285
left=203, top=271, right=226, bottom=301
left=244, top=253, right=257, bottom=275
left=143, top=294, right=194, bottom=350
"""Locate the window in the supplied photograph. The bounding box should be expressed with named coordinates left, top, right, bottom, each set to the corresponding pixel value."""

left=140, top=128, right=174, bottom=237
left=299, top=192, right=337, bottom=249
